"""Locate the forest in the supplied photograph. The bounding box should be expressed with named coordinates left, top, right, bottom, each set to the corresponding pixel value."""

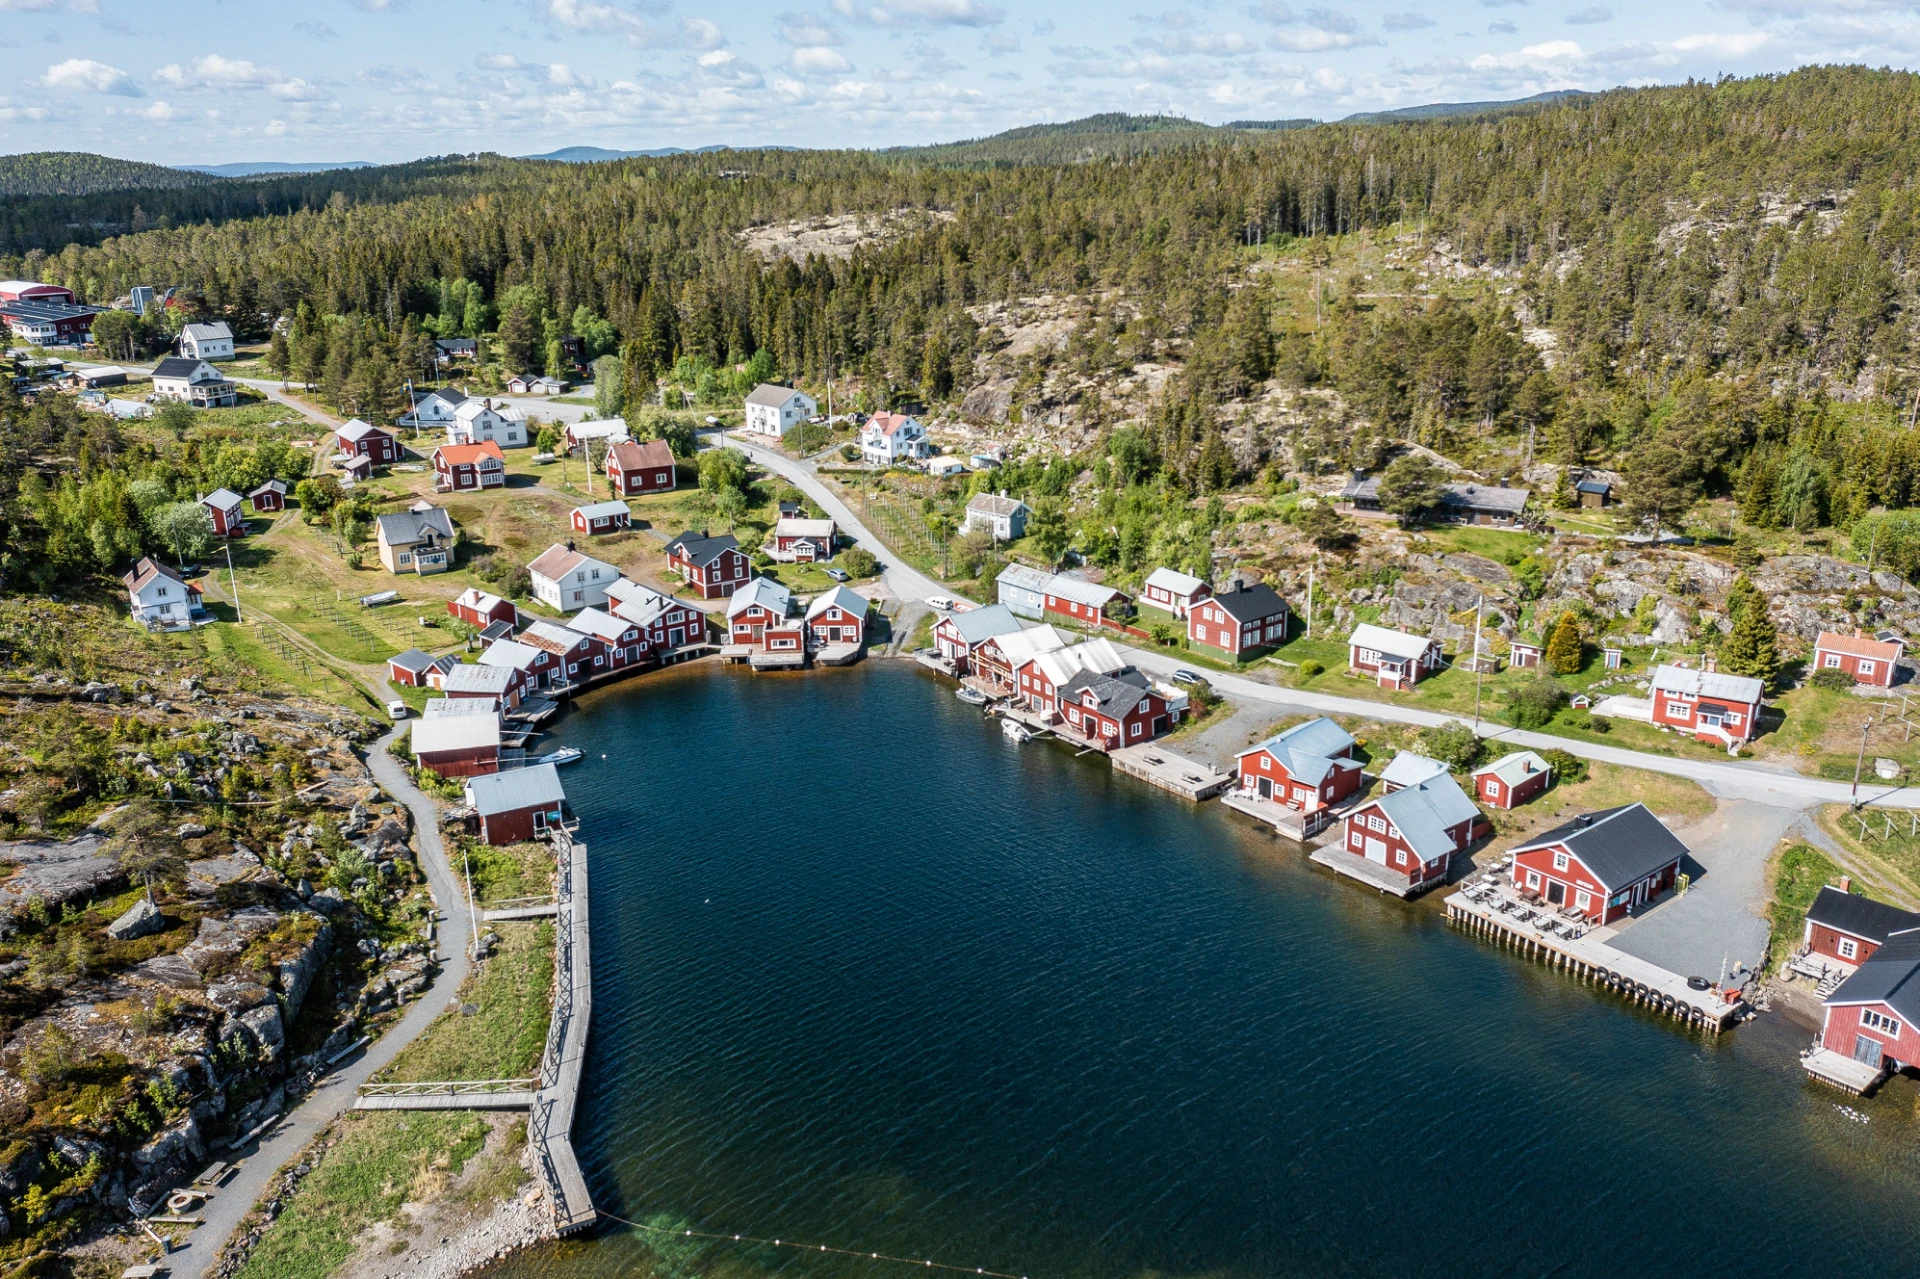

left=8, top=66, right=1920, bottom=582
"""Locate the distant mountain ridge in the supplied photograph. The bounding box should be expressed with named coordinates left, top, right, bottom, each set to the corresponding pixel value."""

left=178, top=161, right=375, bottom=177
left=520, top=144, right=800, bottom=163
left=1337, top=90, right=1592, bottom=125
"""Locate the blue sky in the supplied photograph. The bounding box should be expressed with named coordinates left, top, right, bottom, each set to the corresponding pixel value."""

left=0, top=0, right=1901, bottom=164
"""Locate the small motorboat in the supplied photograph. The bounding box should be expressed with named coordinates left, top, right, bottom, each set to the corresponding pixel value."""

left=1000, top=719, right=1032, bottom=743
left=955, top=687, right=989, bottom=706
left=537, top=747, right=584, bottom=767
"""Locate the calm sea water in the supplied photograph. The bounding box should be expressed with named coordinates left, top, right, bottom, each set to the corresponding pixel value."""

left=483, top=662, right=1920, bottom=1279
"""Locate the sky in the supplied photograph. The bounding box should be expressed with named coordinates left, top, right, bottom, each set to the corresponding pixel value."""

left=0, top=0, right=1906, bottom=164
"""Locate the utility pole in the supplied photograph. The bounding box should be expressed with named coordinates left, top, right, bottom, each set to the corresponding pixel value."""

left=225, top=542, right=242, bottom=623
left=1853, top=714, right=1876, bottom=810
left=1471, top=593, right=1485, bottom=728
left=1305, top=565, right=1314, bottom=639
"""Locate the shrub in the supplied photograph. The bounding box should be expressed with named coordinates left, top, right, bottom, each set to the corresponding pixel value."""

left=1539, top=747, right=1587, bottom=785
left=1296, top=658, right=1325, bottom=681
left=839, top=443, right=861, bottom=462
left=1810, top=667, right=1855, bottom=691
left=1417, top=721, right=1482, bottom=771
left=1504, top=677, right=1568, bottom=730
left=840, top=547, right=879, bottom=578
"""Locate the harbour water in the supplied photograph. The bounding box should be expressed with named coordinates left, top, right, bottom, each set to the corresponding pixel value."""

left=485, top=661, right=1920, bottom=1279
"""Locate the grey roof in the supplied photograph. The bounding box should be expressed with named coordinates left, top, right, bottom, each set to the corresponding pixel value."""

left=441, top=663, right=514, bottom=695
left=151, top=356, right=210, bottom=380
left=1805, top=886, right=1920, bottom=945
left=376, top=506, right=455, bottom=546
left=1650, top=663, right=1765, bottom=705
left=1826, top=932, right=1920, bottom=1021
left=996, top=563, right=1053, bottom=593
left=1471, top=750, right=1552, bottom=788
left=389, top=647, right=438, bottom=673
left=1059, top=665, right=1155, bottom=719
left=1380, top=751, right=1449, bottom=789
left=1340, top=474, right=1529, bottom=513
left=1238, top=716, right=1358, bottom=788
left=182, top=321, right=232, bottom=341
left=666, top=530, right=740, bottom=567
left=1575, top=479, right=1610, bottom=494
left=465, top=762, right=565, bottom=817
left=424, top=696, right=497, bottom=718
left=745, top=382, right=807, bottom=408
left=1365, top=772, right=1481, bottom=862
left=416, top=385, right=468, bottom=406
left=943, top=603, right=1024, bottom=645
left=1203, top=582, right=1290, bottom=623
left=966, top=493, right=1029, bottom=517
left=727, top=575, right=792, bottom=619
left=202, top=488, right=243, bottom=508
left=1512, top=804, right=1689, bottom=890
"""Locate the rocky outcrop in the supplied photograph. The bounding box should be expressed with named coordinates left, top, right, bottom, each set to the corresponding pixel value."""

left=0, top=834, right=123, bottom=922
left=107, top=897, right=165, bottom=940
left=132, top=1114, right=204, bottom=1175
left=274, top=914, right=332, bottom=1025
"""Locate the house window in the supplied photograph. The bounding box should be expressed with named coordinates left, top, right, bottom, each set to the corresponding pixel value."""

left=1132, top=723, right=1143, bottom=737
left=1350, top=829, right=1363, bottom=848
left=1861, top=660, right=1876, bottom=676
left=399, top=552, right=412, bottom=565
left=1824, top=653, right=1842, bottom=668
left=1368, top=815, right=1385, bottom=832
left=1526, top=871, right=1541, bottom=890
left=1839, top=937, right=1860, bottom=960
left=1575, top=890, right=1591, bottom=911
left=1665, top=701, right=1691, bottom=718
left=1552, top=851, right=1568, bottom=871
left=1863, top=1009, right=1902, bottom=1036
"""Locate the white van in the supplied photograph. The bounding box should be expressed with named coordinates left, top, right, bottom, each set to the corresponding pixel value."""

left=386, top=700, right=410, bottom=721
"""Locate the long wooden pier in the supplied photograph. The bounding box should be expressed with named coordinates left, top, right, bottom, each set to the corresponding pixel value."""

left=1110, top=744, right=1234, bottom=800
left=1445, top=890, right=1744, bottom=1032
left=528, top=827, right=595, bottom=1234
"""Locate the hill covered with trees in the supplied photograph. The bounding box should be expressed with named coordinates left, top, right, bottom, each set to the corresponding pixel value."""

left=0, top=151, right=220, bottom=198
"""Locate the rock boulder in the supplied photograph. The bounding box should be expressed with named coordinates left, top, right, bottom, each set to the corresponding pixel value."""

left=106, top=897, right=165, bottom=941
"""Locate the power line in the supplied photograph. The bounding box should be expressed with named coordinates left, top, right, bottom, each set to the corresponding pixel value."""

left=596, top=1210, right=1030, bottom=1279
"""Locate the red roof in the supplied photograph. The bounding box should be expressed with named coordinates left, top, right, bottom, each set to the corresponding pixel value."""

left=1816, top=631, right=1903, bottom=661
left=435, top=441, right=505, bottom=466
left=608, top=437, right=673, bottom=470
left=870, top=412, right=917, bottom=436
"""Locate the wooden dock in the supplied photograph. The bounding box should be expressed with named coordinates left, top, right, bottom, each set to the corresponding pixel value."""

left=1110, top=744, right=1233, bottom=800
left=529, top=828, right=595, bottom=1234
left=1219, top=790, right=1334, bottom=842
left=749, top=650, right=807, bottom=671
left=1801, top=1045, right=1889, bottom=1095
left=1308, top=845, right=1427, bottom=898
left=1445, top=889, right=1744, bottom=1032
left=815, top=642, right=864, bottom=666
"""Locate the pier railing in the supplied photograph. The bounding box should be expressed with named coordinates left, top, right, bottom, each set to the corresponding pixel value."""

left=358, top=1078, right=537, bottom=1098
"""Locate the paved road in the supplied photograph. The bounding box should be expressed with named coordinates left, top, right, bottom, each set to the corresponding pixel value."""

left=163, top=729, right=474, bottom=1277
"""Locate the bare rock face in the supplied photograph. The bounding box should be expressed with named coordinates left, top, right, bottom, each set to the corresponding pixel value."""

left=107, top=896, right=165, bottom=941
left=275, top=914, right=333, bottom=1024
left=132, top=1113, right=204, bottom=1174
left=238, top=1004, right=285, bottom=1059
left=0, top=834, right=121, bottom=919
left=1442, top=552, right=1510, bottom=584
left=1650, top=601, right=1692, bottom=646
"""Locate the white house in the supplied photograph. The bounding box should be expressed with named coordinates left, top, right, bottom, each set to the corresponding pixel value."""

left=562, top=418, right=630, bottom=451
left=861, top=412, right=932, bottom=466
left=149, top=356, right=236, bottom=407
left=528, top=543, right=619, bottom=613
left=743, top=383, right=816, bottom=437
left=401, top=386, right=469, bottom=430
left=1141, top=567, right=1211, bottom=618
left=449, top=397, right=528, bottom=448
left=178, top=321, right=234, bottom=361
left=964, top=493, right=1029, bottom=541
left=122, top=557, right=205, bottom=632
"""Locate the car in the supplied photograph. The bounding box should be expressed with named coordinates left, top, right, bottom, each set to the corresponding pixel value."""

left=385, top=700, right=410, bottom=721
left=824, top=568, right=851, bottom=582
left=926, top=595, right=956, bottom=610
left=1171, top=669, right=1203, bottom=686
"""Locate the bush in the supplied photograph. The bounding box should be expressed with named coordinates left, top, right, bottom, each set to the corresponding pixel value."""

left=1539, top=747, right=1587, bottom=785
left=1417, top=721, right=1482, bottom=771
left=1504, top=677, right=1568, bottom=730
left=1810, top=667, right=1855, bottom=691
left=1295, top=658, right=1325, bottom=683
left=840, top=547, right=879, bottom=578
left=839, top=443, right=861, bottom=462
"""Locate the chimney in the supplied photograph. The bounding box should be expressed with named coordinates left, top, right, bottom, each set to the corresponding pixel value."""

left=1577, top=815, right=1593, bottom=829
left=1499, top=476, right=1509, bottom=488
left=1840, top=875, right=1853, bottom=893
left=566, top=539, right=576, bottom=552
left=1703, top=655, right=1718, bottom=674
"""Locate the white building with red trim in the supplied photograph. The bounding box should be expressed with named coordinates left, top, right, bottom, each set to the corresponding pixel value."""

left=1347, top=623, right=1443, bottom=689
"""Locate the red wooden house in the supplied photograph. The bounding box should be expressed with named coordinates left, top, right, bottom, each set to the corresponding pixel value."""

left=478, top=637, right=553, bottom=695
left=565, top=607, right=648, bottom=671
left=931, top=603, right=1023, bottom=674
left=1232, top=716, right=1364, bottom=813
left=1811, top=931, right=1920, bottom=1091
left=726, top=578, right=800, bottom=651
left=975, top=624, right=1070, bottom=694
left=410, top=715, right=501, bottom=779
left=249, top=479, right=287, bottom=513
left=449, top=587, right=518, bottom=630
left=771, top=517, right=835, bottom=562
left=571, top=500, right=632, bottom=536
left=1509, top=804, right=1688, bottom=925
left=606, top=438, right=676, bottom=497
left=464, top=763, right=568, bottom=846
left=1469, top=750, right=1554, bottom=809
left=200, top=488, right=246, bottom=538
left=519, top=620, right=605, bottom=688
left=433, top=440, right=506, bottom=492
left=666, top=530, right=751, bottom=599
left=1649, top=663, right=1764, bottom=745
left=436, top=660, right=526, bottom=709
left=1802, top=884, right=1920, bottom=971
left=336, top=418, right=401, bottom=465
left=805, top=585, right=868, bottom=648
left=1055, top=666, right=1178, bottom=750
left=1141, top=567, right=1210, bottom=618
left=1186, top=583, right=1291, bottom=660
left=388, top=648, right=456, bottom=688
left=606, top=578, right=708, bottom=653
left=1015, top=638, right=1126, bottom=718
left=1041, top=574, right=1129, bottom=627
left=1813, top=630, right=1904, bottom=689
left=1336, top=772, right=1483, bottom=894
left=1347, top=623, right=1443, bottom=689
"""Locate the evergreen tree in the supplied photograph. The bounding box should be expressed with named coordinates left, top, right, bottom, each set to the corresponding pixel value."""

left=266, top=329, right=290, bottom=385
left=1377, top=453, right=1447, bottom=521
left=499, top=305, right=535, bottom=374
left=620, top=339, right=656, bottom=418
left=1719, top=581, right=1781, bottom=690
left=1544, top=610, right=1584, bottom=675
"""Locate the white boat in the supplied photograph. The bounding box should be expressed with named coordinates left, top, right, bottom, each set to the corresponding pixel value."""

left=955, top=687, right=989, bottom=706
left=537, top=747, right=584, bottom=767
left=1001, top=719, right=1032, bottom=742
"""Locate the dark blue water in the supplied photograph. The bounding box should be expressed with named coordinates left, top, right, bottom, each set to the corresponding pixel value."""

left=488, top=662, right=1920, bottom=1279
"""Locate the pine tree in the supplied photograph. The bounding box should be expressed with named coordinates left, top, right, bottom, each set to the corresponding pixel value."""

left=499, top=305, right=535, bottom=374
left=1718, top=573, right=1780, bottom=690
left=620, top=339, right=656, bottom=418
left=1544, top=610, right=1584, bottom=675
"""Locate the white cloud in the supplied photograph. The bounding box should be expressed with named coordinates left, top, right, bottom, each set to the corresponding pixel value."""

left=540, top=1, right=726, bottom=48
left=829, top=78, right=891, bottom=100
left=477, top=53, right=525, bottom=70
left=777, top=11, right=843, bottom=44
left=830, top=0, right=1005, bottom=27
left=157, top=55, right=281, bottom=89
left=792, top=45, right=853, bottom=71
left=0, top=0, right=97, bottom=10
left=1256, top=3, right=1383, bottom=48
left=1470, top=38, right=1584, bottom=69
left=265, top=118, right=288, bottom=135
left=1382, top=11, right=1436, bottom=29
left=41, top=57, right=140, bottom=95
left=980, top=30, right=1021, bottom=54
left=135, top=100, right=177, bottom=121
left=1269, top=29, right=1379, bottom=49
left=1666, top=30, right=1773, bottom=54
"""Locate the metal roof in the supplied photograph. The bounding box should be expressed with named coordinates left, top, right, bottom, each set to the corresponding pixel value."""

left=1380, top=751, right=1449, bottom=789
left=566, top=607, right=635, bottom=643
left=465, top=762, right=566, bottom=817
left=805, top=584, right=868, bottom=620
left=573, top=500, right=631, bottom=520
left=1511, top=804, right=1689, bottom=890
left=441, top=663, right=514, bottom=694
left=1805, top=886, right=1920, bottom=945
left=424, top=695, right=497, bottom=718
left=1363, top=772, right=1481, bottom=861
left=967, top=493, right=1028, bottom=517
left=988, top=623, right=1071, bottom=667
left=481, top=638, right=544, bottom=671
left=727, top=576, right=792, bottom=619
left=389, top=648, right=438, bottom=673
left=1470, top=750, right=1552, bottom=788
left=996, top=563, right=1054, bottom=593
left=1650, top=664, right=1764, bottom=705
left=745, top=382, right=809, bottom=407
left=202, top=488, right=243, bottom=508
left=411, top=716, right=500, bottom=755
left=941, top=603, right=1023, bottom=645
left=1348, top=622, right=1436, bottom=662
left=1825, top=932, right=1920, bottom=1022
left=1143, top=566, right=1206, bottom=596
left=1239, top=715, right=1355, bottom=763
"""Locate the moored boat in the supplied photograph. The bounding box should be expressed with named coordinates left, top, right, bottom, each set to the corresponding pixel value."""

left=538, top=746, right=584, bottom=767
left=956, top=687, right=989, bottom=706
left=1001, top=719, right=1032, bottom=742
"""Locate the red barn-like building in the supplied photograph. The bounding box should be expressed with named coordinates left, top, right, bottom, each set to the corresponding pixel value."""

left=1187, top=582, right=1291, bottom=659
left=1232, top=716, right=1364, bottom=813
left=448, top=587, right=517, bottom=630
left=1055, top=666, right=1178, bottom=750
left=200, top=489, right=246, bottom=538
left=1802, top=885, right=1920, bottom=971
left=336, top=419, right=401, bottom=465
left=1509, top=804, right=1688, bottom=925
left=1469, top=750, right=1554, bottom=809
left=464, top=764, right=567, bottom=845
left=570, top=500, right=631, bottom=536
left=1337, top=772, right=1483, bottom=894
left=249, top=479, right=287, bottom=513
left=433, top=441, right=506, bottom=492
left=1813, top=631, right=1904, bottom=689
left=606, top=438, right=676, bottom=496
left=1810, top=931, right=1920, bottom=1092
left=666, top=530, right=751, bottom=599
left=1649, top=663, right=1764, bottom=745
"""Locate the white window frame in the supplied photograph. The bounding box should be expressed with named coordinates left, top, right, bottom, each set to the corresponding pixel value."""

left=1552, top=851, right=1569, bottom=872
left=1839, top=937, right=1859, bottom=961
left=1824, top=652, right=1842, bottom=668
left=1862, top=1008, right=1902, bottom=1036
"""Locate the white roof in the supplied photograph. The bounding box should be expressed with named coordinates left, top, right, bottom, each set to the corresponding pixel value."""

left=746, top=382, right=811, bottom=408
left=441, top=663, right=514, bottom=695
left=335, top=418, right=386, bottom=443
left=574, top=500, right=631, bottom=521
left=455, top=587, right=507, bottom=614
left=523, top=619, right=592, bottom=652
left=1044, top=573, right=1123, bottom=609
left=1031, top=637, right=1126, bottom=687
left=989, top=623, right=1072, bottom=668
left=1471, top=750, right=1553, bottom=787
left=202, top=488, right=243, bottom=508
left=466, top=762, right=565, bottom=817
left=1650, top=663, right=1765, bottom=705
left=454, top=398, right=525, bottom=422
left=479, top=638, right=543, bottom=672
left=727, top=576, right=792, bottom=619
left=568, top=419, right=629, bottom=440
left=1144, top=566, right=1206, bottom=597
left=1348, top=622, right=1436, bottom=661
left=806, top=585, right=868, bottom=620
left=424, top=696, right=497, bottom=718
left=182, top=321, right=232, bottom=340
left=410, top=716, right=500, bottom=756
left=566, top=607, right=634, bottom=644
left=1380, top=751, right=1450, bottom=789
left=775, top=517, right=836, bottom=538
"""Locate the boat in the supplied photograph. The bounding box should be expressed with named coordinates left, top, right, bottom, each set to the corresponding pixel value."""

left=1001, top=719, right=1032, bottom=743
left=536, top=747, right=584, bottom=767
left=955, top=687, right=989, bottom=706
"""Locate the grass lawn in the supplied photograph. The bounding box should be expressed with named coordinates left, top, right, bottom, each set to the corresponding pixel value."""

left=190, top=616, right=375, bottom=711
left=1407, top=523, right=1547, bottom=564
left=379, top=917, right=553, bottom=1085
left=1814, top=805, right=1920, bottom=908
left=231, top=1111, right=492, bottom=1279
left=1765, top=842, right=1850, bottom=970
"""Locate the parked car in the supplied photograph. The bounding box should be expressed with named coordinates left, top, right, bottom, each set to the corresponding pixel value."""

left=927, top=595, right=956, bottom=610
left=825, top=568, right=851, bottom=582
left=386, top=700, right=410, bottom=720
left=1171, top=669, right=1203, bottom=685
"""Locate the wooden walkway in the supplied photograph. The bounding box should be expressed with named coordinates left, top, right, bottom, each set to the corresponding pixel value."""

left=528, top=828, right=595, bottom=1234
left=1110, top=744, right=1233, bottom=800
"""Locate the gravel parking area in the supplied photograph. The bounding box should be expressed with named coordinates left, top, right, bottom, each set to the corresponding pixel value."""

left=1607, top=798, right=1792, bottom=981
